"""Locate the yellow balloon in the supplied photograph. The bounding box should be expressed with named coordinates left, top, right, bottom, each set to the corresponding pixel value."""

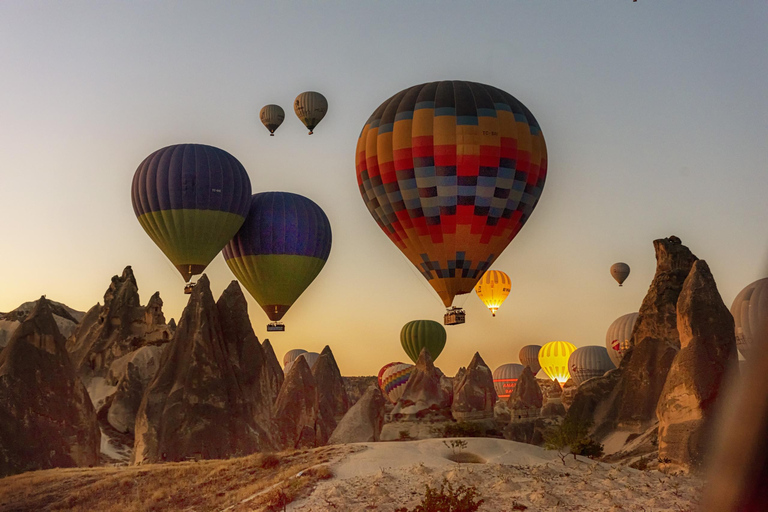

left=474, top=270, right=511, bottom=317
left=538, top=341, right=577, bottom=383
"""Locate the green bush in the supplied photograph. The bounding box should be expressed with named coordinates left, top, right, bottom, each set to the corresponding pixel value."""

left=544, top=417, right=603, bottom=461
left=394, top=478, right=484, bottom=512
left=442, top=422, right=483, bottom=438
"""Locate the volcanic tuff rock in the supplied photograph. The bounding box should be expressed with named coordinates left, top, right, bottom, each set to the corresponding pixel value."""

left=508, top=366, right=543, bottom=420
left=313, top=346, right=350, bottom=432
left=564, top=368, right=622, bottom=439
left=452, top=353, right=496, bottom=421
left=106, top=345, right=164, bottom=434
left=0, top=299, right=84, bottom=348
left=0, top=297, right=100, bottom=477
left=390, top=348, right=452, bottom=421
left=261, top=339, right=284, bottom=404
left=67, top=266, right=172, bottom=382
left=328, top=385, right=386, bottom=444
left=657, top=260, right=738, bottom=473
left=343, top=376, right=378, bottom=406
left=273, top=356, right=326, bottom=449
left=132, top=276, right=273, bottom=464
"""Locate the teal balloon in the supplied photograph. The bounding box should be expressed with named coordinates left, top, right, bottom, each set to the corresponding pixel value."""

left=400, top=320, right=447, bottom=363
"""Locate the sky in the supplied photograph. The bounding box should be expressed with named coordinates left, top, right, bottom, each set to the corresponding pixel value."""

left=1, top=1, right=766, bottom=376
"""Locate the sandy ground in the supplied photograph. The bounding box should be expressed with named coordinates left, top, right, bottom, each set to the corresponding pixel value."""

left=289, top=438, right=701, bottom=511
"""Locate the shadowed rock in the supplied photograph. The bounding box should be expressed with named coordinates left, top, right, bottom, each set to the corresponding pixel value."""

left=452, top=352, right=496, bottom=420
left=0, top=298, right=84, bottom=348
left=261, top=339, right=284, bottom=403
left=508, top=366, right=543, bottom=420
left=0, top=297, right=100, bottom=476
left=132, top=276, right=273, bottom=464
left=390, top=348, right=452, bottom=421
left=107, top=345, right=164, bottom=434
left=657, top=260, right=738, bottom=473
left=272, top=356, right=324, bottom=449
left=328, top=385, right=386, bottom=444
left=313, top=346, right=350, bottom=441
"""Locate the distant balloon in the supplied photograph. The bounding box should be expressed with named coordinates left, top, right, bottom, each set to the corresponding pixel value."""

left=400, top=320, right=447, bottom=363
left=283, top=349, right=308, bottom=368
left=492, top=363, right=524, bottom=398
left=519, top=345, right=542, bottom=375
left=474, top=270, right=511, bottom=317
left=299, top=351, right=320, bottom=369
left=568, top=346, right=616, bottom=386
left=731, top=278, right=768, bottom=359
left=294, top=91, right=327, bottom=134
left=605, top=312, right=638, bottom=366
left=611, top=262, right=630, bottom=286
left=378, top=362, right=414, bottom=403
left=223, top=192, right=332, bottom=323
left=131, top=144, right=252, bottom=282
left=260, top=104, right=285, bottom=136
left=356, top=81, right=547, bottom=310
left=538, top=341, right=576, bottom=383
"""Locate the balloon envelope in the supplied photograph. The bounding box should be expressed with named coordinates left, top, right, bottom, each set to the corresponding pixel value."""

left=605, top=312, right=638, bottom=366
left=300, top=351, right=320, bottom=369
left=356, top=80, right=547, bottom=308
left=400, top=319, right=447, bottom=363
left=611, top=262, right=630, bottom=286
left=260, top=104, right=285, bottom=135
left=492, top=363, right=524, bottom=398
left=294, top=91, right=328, bottom=134
left=731, top=278, right=768, bottom=359
left=474, top=270, right=511, bottom=316
left=223, top=192, right=332, bottom=322
left=568, top=346, right=616, bottom=386
left=131, top=143, right=252, bottom=281
left=538, top=341, right=576, bottom=383
left=519, top=345, right=542, bottom=375
left=378, top=362, right=414, bottom=403
left=283, top=349, right=308, bottom=368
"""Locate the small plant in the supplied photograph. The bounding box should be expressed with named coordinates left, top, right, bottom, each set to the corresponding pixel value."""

left=399, top=430, right=413, bottom=441
left=394, top=478, right=484, bottom=512
left=544, top=417, right=603, bottom=463
left=259, top=453, right=280, bottom=469
left=630, top=456, right=650, bottom=471
left=443, top=422, right=483, bottom=438
left=442, top=439, right=468, bottom=455
left=265, top=488, right=291, bottom=512
left=658, top=456, right=672, bottom=464
left=512, top=501, right=528, bottom=510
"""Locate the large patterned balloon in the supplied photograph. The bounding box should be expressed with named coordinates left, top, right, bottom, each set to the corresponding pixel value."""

left=356, top=81, right=547, bottom=307
left=378, top=362, right=414, bottom=403
left=224, top=192, right=332, bottom=322
left=131, top=143, right=252, bottom=281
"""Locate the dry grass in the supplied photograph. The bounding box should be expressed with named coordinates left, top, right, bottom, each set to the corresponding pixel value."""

left=0, top=445, right=354, bottom=512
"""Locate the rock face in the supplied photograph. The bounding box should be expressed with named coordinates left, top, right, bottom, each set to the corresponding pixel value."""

left=0, top=297, right=100, bottom=476
left=0, top=299, right=84, bottom=348
left=564, top=369, right=622, bottom=439
left=508, top=366, right=543, bottom=420
left=656, top=260, right=738, bottom=473
left=261, top=339, right=284, bottom=404
left=132, top=277, right=273, bottom=464
left=68, top=266, right=172, bottom=382
left=313, top=346, right=350, bottom=443
left=272, top=356, right=326, bottom=449
left=328, top=385, right=386, bottom=444
left=390, top=348, right=452, bottom=421
left=452, top=353, right=496, bottom=420
left=107, top=345, right=164, bottom=434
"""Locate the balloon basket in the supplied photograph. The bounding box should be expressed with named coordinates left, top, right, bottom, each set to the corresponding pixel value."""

left=444, top=307, right=466, bottom=326
left=183, top=282, right=196, bottom=294
left=267, top=322, right=285, bottom=332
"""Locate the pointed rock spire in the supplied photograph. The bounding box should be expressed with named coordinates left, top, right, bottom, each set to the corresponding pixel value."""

left=272, top=356, right=320, bottom=449
left=390, top=348, right=452, bottom=421
left=452, top=352, right=496, bottom=420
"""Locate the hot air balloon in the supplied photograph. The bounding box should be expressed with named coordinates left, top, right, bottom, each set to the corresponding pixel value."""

left=605, top=312, right=638, bottom=366
left=611, top=262, right=630, bottom=286
left=283, top=349, right=308, bottom=368
left=568, top=346, right=616, bottom=386
left=294, top=91, right=327, bottom=134
left=519, top=345, right=542, bottom=375
left=492, top=363, right=524, bottom=398
left=474, top=270, right=511, bottom=317
left=378, top=362, right=414, bottom=403
left=223, top=192, right=332, bottom=331
left=538, top=341, right=576, bottom=383
left=356, top=81, right=547, bottom=325
left=400, top=319, right=446, bottom=363
left=731, top=278, right=768, bottom=359
left=131, top=143, right=252, bottom=293
left=260, top=104, right=285, bottom=136
left=299, top=351, right=320, bottom=369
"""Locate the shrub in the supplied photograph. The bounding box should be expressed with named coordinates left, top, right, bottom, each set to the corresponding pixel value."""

left=443, top=422, right=483, bottom=438
left=394, top=478, right=484, bottom=512
left=399, top=430, right=413, bottom=441
left=544, top=417, right=603, bottom=462
left=259, top=453, right=280, bottom=469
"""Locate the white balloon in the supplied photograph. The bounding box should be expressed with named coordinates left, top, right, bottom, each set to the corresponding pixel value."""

left=731, top=278, right=768, bottom=359
left=568, top=346, right=616, bottom=386
left=605, top=312, right=639, bottom=366
left=492, top=363, right=524, bottom=398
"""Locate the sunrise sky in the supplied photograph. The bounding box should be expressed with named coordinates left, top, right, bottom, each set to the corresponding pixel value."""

left=1, top=1, right=766, bottom=376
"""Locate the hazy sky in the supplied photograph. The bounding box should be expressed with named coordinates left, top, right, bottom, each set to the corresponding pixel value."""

left=1, top=2, right=766, bottom=376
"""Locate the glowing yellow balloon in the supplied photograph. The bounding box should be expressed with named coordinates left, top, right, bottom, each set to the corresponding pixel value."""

left=474, top=270, right=511, bottom=317
left=538, top=341, right=577, bottom=383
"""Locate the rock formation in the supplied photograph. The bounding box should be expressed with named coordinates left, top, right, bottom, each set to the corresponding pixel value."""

left=343, top=376, right=379, bottom=406
left=564, top=369, right=622, bottom=439
left=68, top=266, right=172, bottom=383
left=261, top=339, right=284, bottom=404
left=107, top=345, right=164, bottom=434
left=132, top=276, right=273, bottom=464
left=313, top=346, right=350, bottom=438
left=328, top=385, right=386, bottom=444
left=508, top=366, right=543, bottom=420
left=0, top=297, right=100, bottom=476
left=0, top=298, right=84, bottom=348
left=656, top=260, right=738, bottom=473
left=540, top=400, right=566, bottom=418
left=272, top=356, right=328, bottom=449
left=390, top=348, right=452, bottom=421
left=451, top=353, right=496, bottom=420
